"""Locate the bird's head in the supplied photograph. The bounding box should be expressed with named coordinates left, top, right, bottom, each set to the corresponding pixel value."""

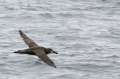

left=46, top=48, right=58, bottom=54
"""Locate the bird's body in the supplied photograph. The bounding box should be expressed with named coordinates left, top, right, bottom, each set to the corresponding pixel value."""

left=14, top=47, right=58, bottom=55
left=14, top=30, right=57, bottom=68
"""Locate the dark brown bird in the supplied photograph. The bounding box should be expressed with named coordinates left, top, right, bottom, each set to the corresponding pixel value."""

left=14, top=48, right=58, bottom=55
left=14, top=30, right=57, bottom=68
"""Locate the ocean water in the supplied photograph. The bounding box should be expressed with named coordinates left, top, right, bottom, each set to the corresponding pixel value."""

left=0, top=0, right=120, bottom=79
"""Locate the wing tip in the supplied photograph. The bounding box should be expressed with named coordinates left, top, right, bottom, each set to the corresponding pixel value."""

left=19, top=30, right=23, bottom=35
left=52, top=64, right=57, bottom=68
left=49, top=62, right=57, bottom=68
left=54, top=66, right=57, bottom=68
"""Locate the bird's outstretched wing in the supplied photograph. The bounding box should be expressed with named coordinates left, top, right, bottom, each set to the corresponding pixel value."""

left=14, top=48, right=35, bottom=55
left=19, top=30, right=38, bottom=48
left=19, top=30, right=56, bottom=68
left=31, top=47, right=56, bottom=68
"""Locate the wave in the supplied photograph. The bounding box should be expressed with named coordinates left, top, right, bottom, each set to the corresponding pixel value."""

left=59, top=62, right=114, bottom=73
left=104, top=55, right=120, bottom=59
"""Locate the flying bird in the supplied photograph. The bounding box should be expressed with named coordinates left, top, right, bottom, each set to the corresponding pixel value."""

left=14, top=48, right=58, bottom=55
left=14, top=30, right=58, bottom=68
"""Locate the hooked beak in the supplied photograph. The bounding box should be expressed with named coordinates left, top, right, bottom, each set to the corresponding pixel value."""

left=52, top=50, right=58, bottom=54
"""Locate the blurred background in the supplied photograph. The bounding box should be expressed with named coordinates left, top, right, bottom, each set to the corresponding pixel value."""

left=0, top=0, right=120, bottom=79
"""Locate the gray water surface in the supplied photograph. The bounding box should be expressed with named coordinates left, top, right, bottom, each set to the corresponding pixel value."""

left=0, top=0, right=120, bottom=79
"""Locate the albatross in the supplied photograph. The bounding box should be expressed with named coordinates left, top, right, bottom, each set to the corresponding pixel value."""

left=14, top=30, right=58, bottom=68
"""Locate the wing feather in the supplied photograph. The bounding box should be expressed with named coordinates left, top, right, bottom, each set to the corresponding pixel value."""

left=19, top=30, right=38, bottom=48
left=32, top=48, right=56, bottom=68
